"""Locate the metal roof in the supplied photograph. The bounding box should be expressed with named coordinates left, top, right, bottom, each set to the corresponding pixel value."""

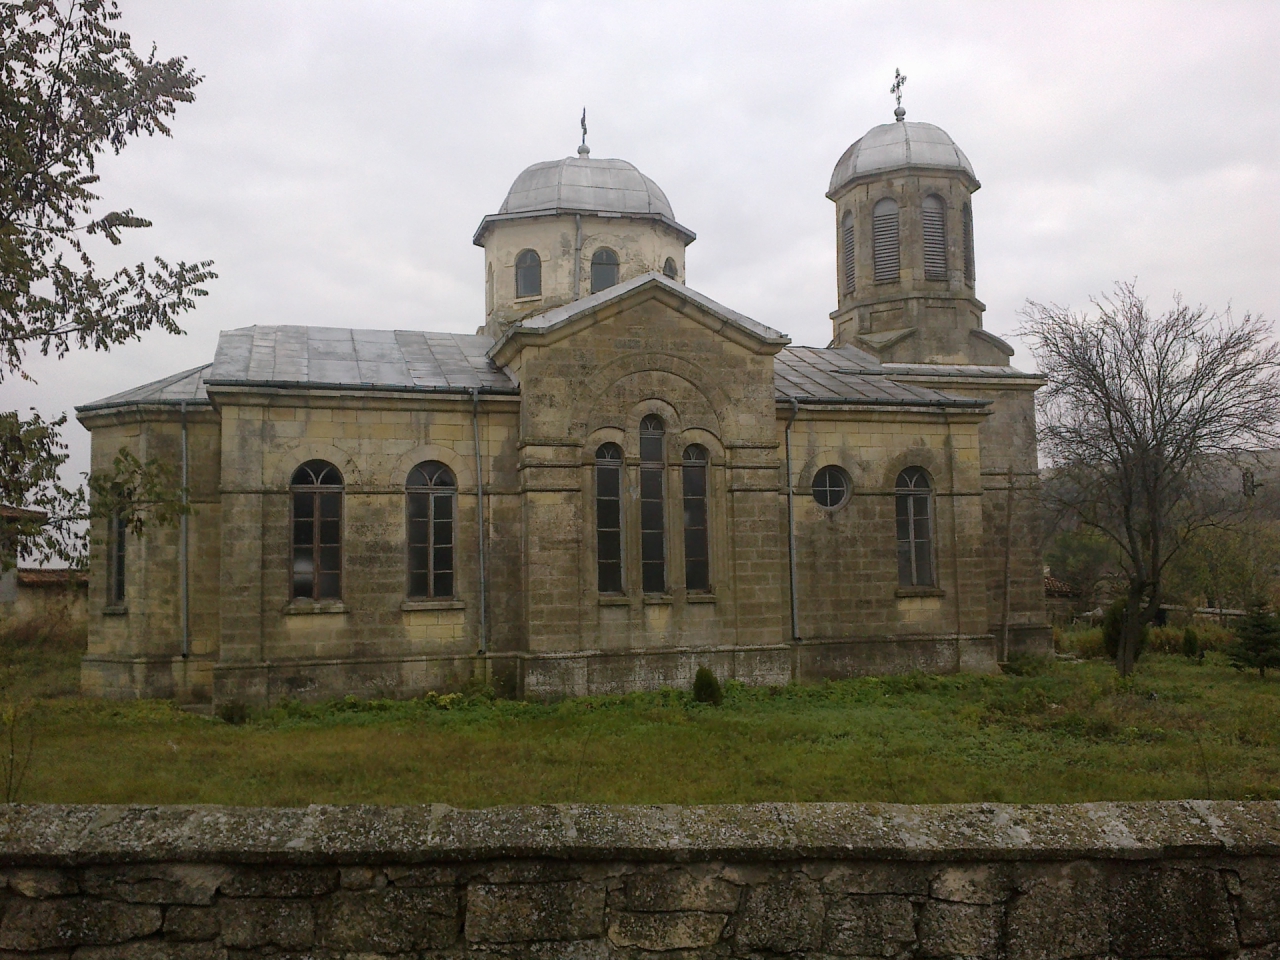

left=829, top=119, right=977, bottom=196
left=76, top=364, right=211, bottom=412
left=881, top=362, right=1042, bottom=380
left=203, top=326, right=518, bottom=394
left=775, top=346, right=987, bottom=408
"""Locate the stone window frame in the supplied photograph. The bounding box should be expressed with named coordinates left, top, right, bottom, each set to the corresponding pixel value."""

left=895, top=466, right=936, bottom=588
left=405, top=460, right=457, bottom=601
left=290, top=459, right=344, bottom=603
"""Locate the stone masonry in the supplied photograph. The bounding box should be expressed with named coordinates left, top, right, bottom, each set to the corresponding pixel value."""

left=1, top=801, right=1278, bottom=957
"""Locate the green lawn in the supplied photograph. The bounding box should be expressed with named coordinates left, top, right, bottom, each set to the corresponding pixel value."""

left=4, top=622, right=1279, bottom=806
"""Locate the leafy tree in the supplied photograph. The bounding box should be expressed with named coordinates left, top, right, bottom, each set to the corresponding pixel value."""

left=1227, top=603, right=1280, bottom=678
left=1044, top=526, right=1118, bottom=615
left=0, top=0, right=214, bottom=566
left=1021, top=282, right=1280, bottom=676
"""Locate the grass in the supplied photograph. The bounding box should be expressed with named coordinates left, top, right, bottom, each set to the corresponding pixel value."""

left=2, top=620, right=1279, bottom=807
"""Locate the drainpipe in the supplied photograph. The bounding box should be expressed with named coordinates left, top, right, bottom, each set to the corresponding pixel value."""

left=573, top=214, right=582, bottom=300
left=471, top=388, right=488, bottom=655
left=179, top=400, right=190, bottom=659
left=784, top=397, right=800, bottom=642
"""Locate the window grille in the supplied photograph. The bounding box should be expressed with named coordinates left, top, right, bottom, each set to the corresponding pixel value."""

left=108, top=512, right=126, bottom=604
left=406, top=461, right=456, bottom=599
left=872, top=197, right=900, bottom=282
left=922, top=195, right=947, bottom=281
left=895, top=467, right=934, bottom=587
left=595, top=443, right=623, bottom=593
left=291, top=460, right=343, bottom=601
left=515, top=249, right=541, bottom=298
left=682, top=445, right=709, bottom=592
left=812, top=465, right=850, bottom=508
left=639, top=414, right=665, bottom=593
left=962, top=202, right=975, bottom=285
left=663, top=257, right=678, bottom=280
left=841, top=210, right=856, bottom=294
left=591, top=248, right=619, bottom=293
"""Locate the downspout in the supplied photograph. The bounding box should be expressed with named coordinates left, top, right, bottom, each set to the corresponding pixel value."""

left=784, top=397, right=800, bottom=642
left=471, top=388, right=488, bottom=656
left=573, top=214, right=582, bottom=300
left=179, top=400, right=190, bottom=660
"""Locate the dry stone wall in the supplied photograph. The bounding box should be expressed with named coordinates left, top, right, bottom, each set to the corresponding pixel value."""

left=1, top=801, right=1278, bottom=958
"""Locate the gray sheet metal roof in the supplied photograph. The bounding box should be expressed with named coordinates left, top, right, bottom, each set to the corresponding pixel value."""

left=775, top=346, right=987, bottom=408
left=496, top=272, right=788, bottom=350
left=205, top=326, right=518, bottom=394
left=881, top=362, right=1042, bottom=380
left=829, top=119, right=977, bottom=196
left=76, top=364, right=211, bottom=412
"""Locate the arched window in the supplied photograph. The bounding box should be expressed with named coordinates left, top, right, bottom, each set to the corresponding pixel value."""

left=682, top=445, right=709, bottom=592
left=962, top=202, right=975, bottom=285
left=515, top=249, right=541, bottom=298
left=662, top=257, right=678, bottom=280
left=108, top=512, right=126, bottom=605
left=639, top=414, right=665, bottom=593
left=841, top=210, right=856, bottom=294
left=812, top=465, right=850, bottom=509
left=590, top=247, right=619, bottom=293
left=406, top=461, right=456, bottom=599
left=291, top=460, right=343, bottom=601
left=895, top=467, right=933, bottom=587
left=485, top=261, right=494, bottom=313
left=872, top=197, right=900, bottom=282
left=922, top=194, right=947, bottom=280
left=595, top=443, right=623, bottom=594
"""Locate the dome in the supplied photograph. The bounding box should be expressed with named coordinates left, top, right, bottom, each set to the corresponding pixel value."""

left=475, top=155, right=695, bottom=245
left=828, top=120, right=977, bottom=197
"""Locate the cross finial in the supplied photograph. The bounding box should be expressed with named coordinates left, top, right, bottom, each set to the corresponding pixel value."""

left=578, top=108, right=590, bottom=156
left=891, top=68, right=907, bottom=121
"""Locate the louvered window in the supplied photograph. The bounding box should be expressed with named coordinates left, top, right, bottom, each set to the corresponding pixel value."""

left=922, top=195, right=947, bottom=281
left=872, top=197, right=900, bottom=282
left=962, top=202, right=975, bottom=285
left=595, top=443, right=623, bottom=594
left=841, top=210, right=856, bottom=294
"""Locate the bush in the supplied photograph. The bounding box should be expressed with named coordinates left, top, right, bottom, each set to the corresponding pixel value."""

left=1001, top=653, right=1053, bottom=677
left=1181, top=626, right=1200, bottom=659
left=1103, top=598, right=1148, bottom=663
left=1057, top=627, right=1106, bottom=659
left=692, top=667, right=723, bottom=706
left=216, top=700, right=250, bottom=725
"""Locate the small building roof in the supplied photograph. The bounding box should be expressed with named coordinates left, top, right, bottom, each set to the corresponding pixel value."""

left=829, top=120, right=977, bottom=197
left=774, top=346, right=988, bottom=408
left=76, top=364, right=211, bottom=413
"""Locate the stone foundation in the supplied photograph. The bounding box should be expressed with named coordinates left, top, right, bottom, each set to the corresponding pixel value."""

left=1, top=801, right=1277, bottom=957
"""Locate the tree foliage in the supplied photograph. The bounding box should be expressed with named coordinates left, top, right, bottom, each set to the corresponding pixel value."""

left=0, top=1, right=211, bottom=564
left=1227, top=604, right=1280, bottom=678
left=1022, top=282, right=1280, bottom=676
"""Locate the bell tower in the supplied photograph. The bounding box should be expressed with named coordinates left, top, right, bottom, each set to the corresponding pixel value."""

left=827, top=102, right=1012, bottom=366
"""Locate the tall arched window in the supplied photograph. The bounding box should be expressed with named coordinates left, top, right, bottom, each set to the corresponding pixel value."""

left=662, top=257, right=678, bottom=280
left=591, top=247, right=619, bottom=293
left=962, top=202, right=975, bottom=285
left=515, top=249, right=541, bottom=298
left=895, top=467, right=933, bottom=588
left=485, top=261, right=494, bottom=313
left=291, top=460, right=343, bottom=600
left=841, top=209, right=856, bottom=294
left=639, top=414, right=665, bottom=593
left=108, top=512, right=126, bottom=605
left=872, top=197, right=900, bottom=282
left=595, top=443, right=623, bottom=593
left=682, top=445, right=709, bottom=593
left=406, top=461, right=456, bottom=599
left=922, top=194, right=947, bottom=280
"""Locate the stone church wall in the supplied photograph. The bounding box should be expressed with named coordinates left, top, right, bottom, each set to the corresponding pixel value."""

left=1, top=801, right=1275, bottom=957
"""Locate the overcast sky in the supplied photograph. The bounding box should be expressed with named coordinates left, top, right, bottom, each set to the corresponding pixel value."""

left=7, top=0, right=1280, bottom=487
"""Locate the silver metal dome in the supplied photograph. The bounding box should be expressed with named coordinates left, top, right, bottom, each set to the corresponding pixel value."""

left=475, top=156, right=695, bottom=246
left=828, top=121, right=978, bottom=197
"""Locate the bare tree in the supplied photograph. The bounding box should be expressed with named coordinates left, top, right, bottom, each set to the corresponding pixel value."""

left=1021, top=282, right=1280, bottom=675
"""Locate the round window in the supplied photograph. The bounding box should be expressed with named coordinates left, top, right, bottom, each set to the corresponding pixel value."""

left=812, top=465, right=850, bottom=508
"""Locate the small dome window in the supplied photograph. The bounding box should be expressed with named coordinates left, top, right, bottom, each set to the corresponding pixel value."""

left=812, top=465, right=850, bottom=508
left=590, top=247, right=619, bottom=293
left=872, top=198, right=900, bottom=282
left=662, top=257, right=678, bottom=280
left=922, top=195, right=947, bottom=281
left=515, top=249, right=541, bottom=298
left=841, top=210, right=855, bottom=294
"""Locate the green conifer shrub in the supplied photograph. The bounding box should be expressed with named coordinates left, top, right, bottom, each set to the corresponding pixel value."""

left=1103, top=598, right=1148, bottom=663
left=693, top=667, right=723, bottom=706
left=1181, top=626, right=1200, bottom=659
left=1227, top=604, right=1280, bottom=678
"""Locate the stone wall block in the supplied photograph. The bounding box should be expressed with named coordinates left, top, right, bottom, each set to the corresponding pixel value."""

left=1109, top=865, right=1238, bottom=956
left=822, top=862, right=930, bottom=897
left=1005, top=861, right=1109, bottom=960
left=0, top=898, right=161, bottom=951
left=385, top=865, right=458, bottom=887
left=930, top=863, right=1007, bottom=905
left=2, top=868, right=78, bottom=898
left=218, top=867, right=338, bottom=898
left=216, top=898, right=313, bottom=950
left=917, top=901, right=999, bottom=959
left=1233, top=859, right=1280, bottom=945
left=316, top=887, right=460, bottom=951
left=80, top=865, right=232, bottom=905
left=163, top=904, right=220, bottom=942
left=607, top=909, right=728, bottom=950
left=68, top=943, right=225, bottom=960
left=466, top=881, right=606, bottom=944
left=623, top=869, right=740, bottom=912
left=822, top=893, right=916, bottom=956
left=733, top=876, right=824, bottom=954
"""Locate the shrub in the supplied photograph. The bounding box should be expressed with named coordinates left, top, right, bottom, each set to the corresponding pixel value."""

left=1182, top=626, right=1200, bottom=659
left=1058, top=627, right=1106, bottom=659
left=1001, top=653, right=1053, bottom=677
left=1227, top=604, right=1280, bottom=678
left=216, top=700, right=250, bottom=725
left=692, top=667, right=723, bottom=706
left=1103, top=598, right=1148, bottom=663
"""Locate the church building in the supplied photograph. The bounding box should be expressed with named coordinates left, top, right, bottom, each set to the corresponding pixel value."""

left=76, top=108, right=1050, bottom=705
